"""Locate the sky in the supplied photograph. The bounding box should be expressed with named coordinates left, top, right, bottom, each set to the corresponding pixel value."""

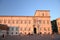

left=0, top=0, right=60, bottom=20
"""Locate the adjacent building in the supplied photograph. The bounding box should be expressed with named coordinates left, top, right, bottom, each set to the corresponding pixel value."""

left=0, top=10, right=52, bottom=35
left=56, top=18, right=60, bottom=34
left=0, top=24, right=8, bottom=36
left=51, top=20, right=58, bottom=34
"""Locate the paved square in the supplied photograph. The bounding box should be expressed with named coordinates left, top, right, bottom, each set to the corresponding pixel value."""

left=0, top=34, right=60, bottom=40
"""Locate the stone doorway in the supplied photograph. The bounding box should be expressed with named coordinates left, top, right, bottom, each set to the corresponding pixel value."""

left=34, top=27, right=37, bottom=34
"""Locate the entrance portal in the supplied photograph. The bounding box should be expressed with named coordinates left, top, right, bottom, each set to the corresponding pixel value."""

left=34, top=27, right=36, bottom=34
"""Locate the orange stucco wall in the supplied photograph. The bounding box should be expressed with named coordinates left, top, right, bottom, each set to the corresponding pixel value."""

left=0, top=10, right=52, bottom=35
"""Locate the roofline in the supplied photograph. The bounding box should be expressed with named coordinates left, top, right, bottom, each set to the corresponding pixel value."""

left=36, top=10, right=50, bottom=12
left=0, top=15, right=32, bottom=17
left=0, top=16, right=50, bottom=17
left=56, top=18, right=60, bottom=20
left=34, top=10, right=50, bottom=16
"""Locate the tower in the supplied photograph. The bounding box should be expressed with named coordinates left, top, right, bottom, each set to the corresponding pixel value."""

left=34, top=10, right=52, bottom=34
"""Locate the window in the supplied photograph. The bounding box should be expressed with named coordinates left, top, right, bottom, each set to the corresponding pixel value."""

left=40, top=32, right=42, bottom=34
left=38, top=20, right=41, bottom=24
left=44, top=28, right=46, bottom=31
left=25, top=32, right=26, bottom=34
left=8, top=20, right=10, bottom=23
left=44, top=32, right=46, bottom=34
left=24, top=20, right=27, bottom=24
left=25, top=28, right=26, bottom=31
left=16, top=32, right=18, bottom=34
left=0, top=20, right=2, bottom=23
left=16, top=20, right=19, bottom=24
left=29, top=20, right=31, bottom=24
left=7, top=32, right=9, bottom=34
left=38, top=25, right=39, bottom=28
left=43, top=20, right=45, bottom=24
left=21, top=20, right=23, bottom=24
left=28, top=28, right=30, bottom=31
left=42, top=13, right=44, bottom=16
left=47, top=20, right=49, bottom=24
left=12, top=20, right=14, bottom=24
left=20, top=32, right=22, bottom=34
left=33, top=25, right=35, bottom=27
left=20, top=27, right=22, bottom=31
left=11, top=27, right=14, bottom=31
left=46, top=13, right=48, bottom=16
left=34, top=19, right=36, bottom=23
left=4, top=20, right=6, bottom=23
left=48, top=32, right=50, bottom=34
left=48, top=28, right=50, bottom=31
left=16, top=27, right=18, bottom=31
left=11, top=32, right=13, bottom=35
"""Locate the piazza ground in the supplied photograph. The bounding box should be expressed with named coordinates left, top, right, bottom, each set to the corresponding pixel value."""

left=0, top=34, right=60, bottom=40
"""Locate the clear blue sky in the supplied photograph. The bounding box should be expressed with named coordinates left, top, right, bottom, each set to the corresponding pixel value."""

left=0, top=0, right=60, bottom=20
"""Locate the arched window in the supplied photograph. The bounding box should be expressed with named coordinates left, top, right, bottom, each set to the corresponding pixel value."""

left=16, top=27, right=18, bottom=31
left=4, top=20, right=6, bottom=23
left=16, top=20, right=19, bottom=24
left=11, top=32, right=13, bottom=35
left=11, top=27, right=14, bottom=31
left=24, top=27, right=27, bottom=31
left=8, top=20, right=11, bottom=24
left=48, top=28, right=50, bottom=31
left=38, top=20, right=41, bottom=24
left=16, top=32, right=18, bottom=34
left=20, top=27, right=22, bottom=31
left=47, top=20, right=49, bottom=24
left=24, top=20, right=27, bottom=24
left=21, top=20, right=23, bottom=24
left=12, top=20, right=14, bottom=24
left=28, top=27, right=30, bottom=31
left=0, top=20, right=2, bottom=23
left=29, top=20, right=31, bottom=24
left=44, top=28, right=46, bottom=31
left=42, top=13, right=44, bottom=16
left=43, top=20, right=45, bottom=24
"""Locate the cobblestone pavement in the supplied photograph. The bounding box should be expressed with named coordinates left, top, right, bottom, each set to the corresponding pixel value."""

left=0, top=34, right=60, bottom=40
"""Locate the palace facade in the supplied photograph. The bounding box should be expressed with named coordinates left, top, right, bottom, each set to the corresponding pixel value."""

left=0, top=10, right=52, bottom=35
